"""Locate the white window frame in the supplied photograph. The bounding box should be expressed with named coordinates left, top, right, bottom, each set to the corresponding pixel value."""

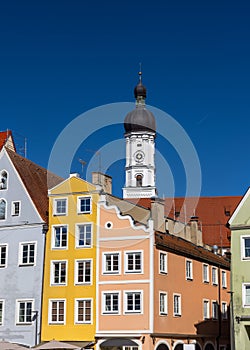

left=49, top=299, right=66, bottom=324
left=75, top=259, right=92, bottom=285
left=75, top=223, right=93, bottom=248
left=203, top=264, right=209, bottom=283
left=124, top=290, right=143, bottom=314
left=242, top=283, right=250, bottom=308
left=203, top=299, right=210, bottom=320
left=11, top=201, right=21, bottom=216
left=0, top=244, right=8, bottom=268
left=51, top=225, right=68, bottom=249
left=241, top=235, right=250, bottom=260
left=102, top=252, right=121, bottom=275
left=221, top=302, right=228, bottom=320
left=16, top=299, right=34, bottom=325
left=212, top=267, right=218, bottom=285
left=0, top=300, right=4, bottom=325
left=124, top=250, right=143, bottom=274
left=77, top=196, right=92, bottom=214
left=221, top=270, right=227, bottom=289
left=102, top=291, right=121, bottom=315
left=19, top=241, right=37, bottom=266
left=185, top=259, right=193, bottom=280
left=212, top=300, right=218, bottom=320
left=50, top=260, right=67, bottom=286
left=53, top=198, right=68, bottom=216
left=159, top=251, right=168, bottom=274
left=159, top=291, right=168, bottom=315
left=173, top=293, right=181, bottom=317
left=74, top=298, right=92, bottom=324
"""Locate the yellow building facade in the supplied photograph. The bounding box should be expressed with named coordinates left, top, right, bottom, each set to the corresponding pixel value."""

left=41, top=174, right=99, bottom=344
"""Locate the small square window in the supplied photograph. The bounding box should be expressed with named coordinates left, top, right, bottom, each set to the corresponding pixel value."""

left=124, top=291, right=142, bottom=314
left=53, top=198, right=67, bottom=216
left=125, top=251, right=142, bottom=273
left=75, top=299, right=92, bottom=324
left=19, top=242, right=36, bottom=266
left=49, top=299, right=65, bottom=324
left=52, top=226, right=68, bottom=249
left=102, top=292, right=120, bottom=314
left=103, top=253, right=120, bottom=274
left=78, top=197, right=91, bottom=214
left=16, top=300, right=33, bottom=324
left=75, top=260, right=92, bottom=284
left=76, top=224, right=92, bottom=248
left=51, top=261, right=67, bottom=285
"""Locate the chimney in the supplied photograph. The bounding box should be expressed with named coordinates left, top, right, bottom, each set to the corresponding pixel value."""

left=92, top=172, right=112, bottom=194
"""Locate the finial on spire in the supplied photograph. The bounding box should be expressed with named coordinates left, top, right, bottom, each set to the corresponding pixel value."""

left=139, top=62, right=142, bottom=83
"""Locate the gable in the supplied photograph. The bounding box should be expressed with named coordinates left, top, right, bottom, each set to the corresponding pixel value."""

left=228, top=187, right=250, bottom=228
left=49, top=175, right=96, bottom=195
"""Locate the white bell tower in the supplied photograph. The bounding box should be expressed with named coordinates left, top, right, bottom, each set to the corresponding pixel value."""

left=123, top=71, right=157, bottom=199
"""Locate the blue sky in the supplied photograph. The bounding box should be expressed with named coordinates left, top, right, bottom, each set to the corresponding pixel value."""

left=1, top=1, right=250, bottom=198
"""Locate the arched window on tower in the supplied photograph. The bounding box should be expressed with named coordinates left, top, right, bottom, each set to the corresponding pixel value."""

left=0, top=171, right=8, bottom=190
left=136, top=174, right=143, bottom=187
left=0, top=199, right=6, bottom=220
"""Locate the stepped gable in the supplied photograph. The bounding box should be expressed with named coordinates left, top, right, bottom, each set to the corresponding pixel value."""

left=5, top=147, right=64, bottom=222
left=155, top=230, right=230, bottom=269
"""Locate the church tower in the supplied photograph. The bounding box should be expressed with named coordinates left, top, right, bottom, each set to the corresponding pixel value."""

left=123, top=71, right=157, bottom=199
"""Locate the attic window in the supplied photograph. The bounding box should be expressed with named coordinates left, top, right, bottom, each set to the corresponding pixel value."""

left=0, top=171, right=7, bottom=190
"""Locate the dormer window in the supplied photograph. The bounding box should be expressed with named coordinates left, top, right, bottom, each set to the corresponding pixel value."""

left=0, top=171, right=7, bottom=190
left=0, top=199, right=6, bottom=220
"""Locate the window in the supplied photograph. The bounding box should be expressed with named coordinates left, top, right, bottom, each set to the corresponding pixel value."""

left=159, top=252, right=167, bottom=274
left=221, top=302, right=228, bottom=319
left=221, top=271, right=227, bottom=288
left=0, top=245, right=7, bottom=268
left=76, top=223, right=92, bottom=247
left=49, top=299, right=65, bottom=324
left=124, top=347, right=138, bottom=350
left=0, top=300, right=4, bottom=325
left=125, top=251, right=142, bottom=273
left=203, top=264, right=209, bottom=283
left=212, top=267, right=218, bottom=285
left=103, top=253, right=120, bottom=274
left=186, top=259, right=193, bottom=280
left=212, top=301, right=218, bottom=320
left=75, top=260, right=91, bottom=284
left=75, top=299, right=92, bottom=324
left=136, top=174, right=142, bottom=187
left=243, top=284, right=250, bottom=307
left=19, top=242, right=36, bottom=266
left=159, top=292, right=167, bottom=315
left=241, top=236, right=250, bottom=259
left=51, top=261, right=67, bottom=285
left=0, top=199, right=6, bottom=220
left=203, top=300, right=210, bottom=320
left=78, top=196, right=91, bottom=214
left=11, top=201, right=20, bottom=216
left=16, top=300, right=33, bottom=324
left=124, top=291, right=142, bottom=313
left=102, top=292, right=120, bottom=314
left=52, top=226, right=67, bottom=249
left=173, top=294, right=181, bottom=316
left=0, top=171, right=7, bottom=190
left=53, top=198, right=67, bottom=215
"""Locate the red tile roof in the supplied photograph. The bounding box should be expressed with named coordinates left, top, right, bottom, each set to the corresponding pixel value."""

left=127, top=196, right=242, bottom=248
left=5, top=148, right=64, bottom=222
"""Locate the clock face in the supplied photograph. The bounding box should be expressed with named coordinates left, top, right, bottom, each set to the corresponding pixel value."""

left=134, top=151, right=145, bottom=163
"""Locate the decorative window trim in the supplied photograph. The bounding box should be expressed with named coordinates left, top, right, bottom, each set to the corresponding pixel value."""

left=102, top=252, right=121, bottom=275
left=51, top=225, right=68, bottom=249
left=18, top=241, right=37, bottom=266
left=159, top=291, right=168, bottom=316
left=173, top=293, right=182, bottom=317
left=0, top=299, right=4, bottom=326
left=242, top=283, right=250, bottom=308
left=53, top=198, right=68, bottom=216
left=75, top=222, right=93, bottom=248
left=49, top=299, right=66, bottom=324
left=123, top=290, right=143, bottom=314
left=77, top=196, right=92, bottom=214
left=241, top=235, right=250, bottom=260
left=203, top=264, right=209, bottom=283
left=159, top=251, right=168, bottom=274
left=74, top=259, right=92, bottom=285
left=102, top=291, right=121, bottom=315
left=124, top=250, right=143, bottom=274
left=0, top=244, right=8, bottom=268
left=50, top=260, right=68, bottom=286
left=74, top=298, right=92, bottom=324
left=16, top=299, right=34, bottom=325
left=185, top=259, right=193, bottom=281
left=11, top=201, right=21, bottom=216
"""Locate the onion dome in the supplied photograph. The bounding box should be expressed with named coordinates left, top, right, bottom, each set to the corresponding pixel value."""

left=124, top=71, right=156, bottom=133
